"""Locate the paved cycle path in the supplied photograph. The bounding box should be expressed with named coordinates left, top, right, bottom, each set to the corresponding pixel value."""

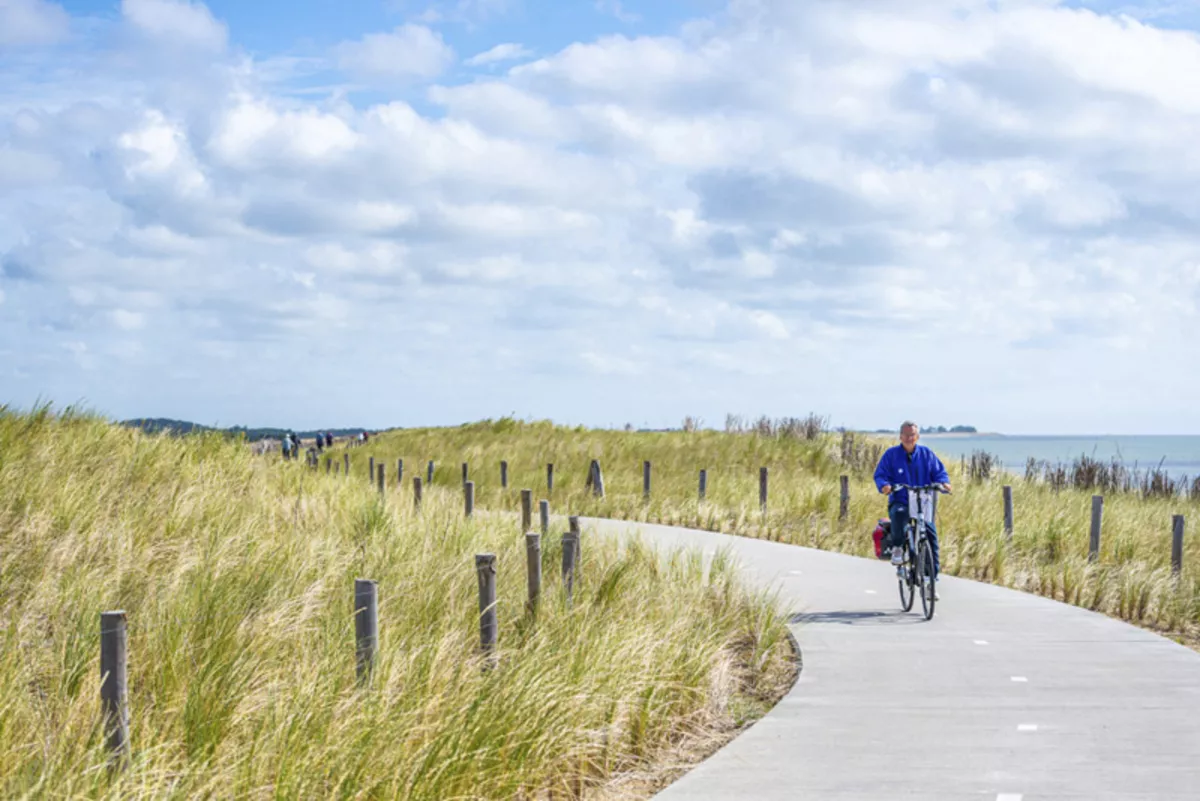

left=583, top=517, right=1200, bottom=800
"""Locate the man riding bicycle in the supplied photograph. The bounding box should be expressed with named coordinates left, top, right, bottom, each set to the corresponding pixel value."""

left=874, top=421, right=951, bottom=598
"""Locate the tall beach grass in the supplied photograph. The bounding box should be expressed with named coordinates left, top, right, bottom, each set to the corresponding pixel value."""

left=0, top=406, right=795, bottom=799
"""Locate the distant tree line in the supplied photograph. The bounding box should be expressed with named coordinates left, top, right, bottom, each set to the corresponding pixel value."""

left=871, top=425, right=978, bottom=434
left=120, top=418, right=368, bottom=443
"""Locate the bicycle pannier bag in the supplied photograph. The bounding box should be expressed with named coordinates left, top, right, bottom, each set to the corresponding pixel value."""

left=872, top=519, right=892, bottom=559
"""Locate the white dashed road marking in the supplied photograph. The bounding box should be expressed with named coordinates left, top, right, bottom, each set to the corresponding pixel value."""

left=974, top=640, right=989, bottom=645
left=865, top=590, right=877, bottom=594
left=1018, top=724, right=1038, bottom=732
left=997, top=795, right=1023, bottom=801
left=1011, top=676, right=1028, bottom=682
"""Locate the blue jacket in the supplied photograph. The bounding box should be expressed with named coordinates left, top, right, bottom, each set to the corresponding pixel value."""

left=874, top=444, right=949, bottom=508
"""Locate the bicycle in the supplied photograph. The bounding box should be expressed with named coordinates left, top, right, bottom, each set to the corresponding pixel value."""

left=888, top=483, right=949, bottom=621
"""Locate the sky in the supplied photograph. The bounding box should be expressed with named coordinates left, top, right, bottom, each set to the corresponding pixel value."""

left=2, top=0, right=1200, bottom=435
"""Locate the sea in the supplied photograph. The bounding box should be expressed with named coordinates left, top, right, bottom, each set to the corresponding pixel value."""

left=915, top=434, right=1200, bottom=481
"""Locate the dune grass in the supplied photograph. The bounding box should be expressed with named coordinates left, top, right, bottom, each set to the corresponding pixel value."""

left=0, top=406, right=796, bottom=799
left=349, top=418, right=1200, bottom=647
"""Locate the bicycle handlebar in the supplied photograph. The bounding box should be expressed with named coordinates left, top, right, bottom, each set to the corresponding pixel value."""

left=890, top=482, right=951, bottom=494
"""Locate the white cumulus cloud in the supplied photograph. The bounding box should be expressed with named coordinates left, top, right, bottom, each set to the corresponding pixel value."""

left=0, top=0, right=69, bottom=46
left=336, top=24, right=455, bottom=81
left=2, top=0, right=1200, bottom=433
left=121, top=0, right=227, bottom=51
left=465, top=42, right=532, bottom=66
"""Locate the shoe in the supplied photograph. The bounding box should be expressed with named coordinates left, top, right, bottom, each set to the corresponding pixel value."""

left=890, top=546, right=904, bottom=566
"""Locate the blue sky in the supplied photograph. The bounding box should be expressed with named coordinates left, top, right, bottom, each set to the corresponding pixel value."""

left=3, top=0, right=1200, bottom=435
left=50, top=1, right=725, bottom=68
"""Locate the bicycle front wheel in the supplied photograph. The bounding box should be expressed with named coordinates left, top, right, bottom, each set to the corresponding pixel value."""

left=919, top=541, right=936, bottom=620
left=898, top=550, right=915, bottom=612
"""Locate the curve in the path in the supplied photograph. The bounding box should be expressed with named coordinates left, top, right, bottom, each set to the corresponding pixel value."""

left=583, top=517, right=1200, bottom=801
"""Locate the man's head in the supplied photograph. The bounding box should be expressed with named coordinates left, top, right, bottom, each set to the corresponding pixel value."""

left=899, top=421, right=920, bottom=453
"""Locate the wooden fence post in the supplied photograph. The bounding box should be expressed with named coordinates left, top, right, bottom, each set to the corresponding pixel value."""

left=521, top=489, right=532, bottom=532
left=562, top=533, right=578, bottom=603
left=369, top=456, right=375, bottom=484
left=413, top=476, right=423, bottom=511
left=354, top=579, right=378, bottom=685
left=699, top=469, right=707, bottom=501
left=590, top=460, right=605, bottom=498
left=759, top=467, right=768, bottom=514
left=643, top=460, right=651, bottom=498
left=1089, top=495, right=1103, bottom=562
left=397, top=459, right=403, bottom=486
left=335, top=461, right=341, bottom=476
left=377, top=464, right=385, bottom=494
left=344, top=453, right=349, bottom=476
left=427, top=460, right=434, bottom=485
left=501, top=460, right=508, bottom=489
left=100, top=610, right=129, bottom=767
left=525, top=533, right=542, bottom=612
left=476, top=554, right=497, bottom=659
left=569, top=516, right=581, bottom=571
left=539, top=499, right=549, bottom=535
left=839, top=475, right=849, bottom=521
left=465, top=481, right=475, bottom=518
left=1173, top=515, right=1185, bottom=575
left=326, top=457, right=331, bottom=475
left=472, top=556, right=496, bottom=661
left=1003, top=486, right=1014, bottom=539
left=547, top=463, right=554, bottom=492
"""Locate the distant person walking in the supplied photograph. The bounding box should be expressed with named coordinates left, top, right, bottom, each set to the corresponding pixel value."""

left=281, top=434, right=292, bottom=461
left=325, top=432, right=333, bottom=448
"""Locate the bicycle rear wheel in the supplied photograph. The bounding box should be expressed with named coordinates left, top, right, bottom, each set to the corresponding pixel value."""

left=918, top=540, right=936, bottom=620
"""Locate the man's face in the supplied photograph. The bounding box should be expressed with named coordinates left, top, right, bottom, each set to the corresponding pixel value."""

left=900, top=426, right=919, bottom=453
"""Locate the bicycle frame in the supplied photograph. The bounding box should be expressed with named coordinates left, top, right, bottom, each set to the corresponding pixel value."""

left=903, top=487, right=937, bottom=559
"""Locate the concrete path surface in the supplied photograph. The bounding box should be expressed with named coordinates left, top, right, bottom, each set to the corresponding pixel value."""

left=583, top=517, right=1200, bottom=801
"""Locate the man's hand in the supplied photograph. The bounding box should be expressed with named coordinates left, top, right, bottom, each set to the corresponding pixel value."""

left=881, top=485, right=892, bottom=495
left=939, top=483, right=952, bottom=494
